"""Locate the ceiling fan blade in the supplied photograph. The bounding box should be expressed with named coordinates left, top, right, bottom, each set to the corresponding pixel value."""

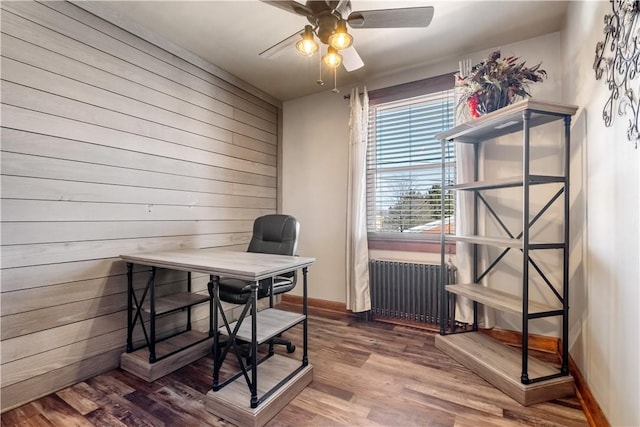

left=332, top=0, right=352, bottom=19
left=342, top=45, right=364, bottom=72
left=260, top=1, right=313, bottom=17
left=259, top=29, right=304, bottom=59
left=347, top=6, right=434, bottom=29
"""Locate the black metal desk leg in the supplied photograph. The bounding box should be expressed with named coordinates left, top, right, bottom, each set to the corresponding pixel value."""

left=250, top=280, right=259, bottom=408
left=209, top=275, right=221, bottom=389
left=268, top=277, right=275, bottom=356
left=148, top=266, right=157, bottom=363
left=303, top=266, right=308, bottom=366
left=207, top=276, right=215, bottom=338
left=126, top=263, right=134, bottom=352
left=186, top=272, right=192, bottom=331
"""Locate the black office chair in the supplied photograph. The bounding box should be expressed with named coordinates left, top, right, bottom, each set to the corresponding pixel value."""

left=216, top=214, right=300, bottom=354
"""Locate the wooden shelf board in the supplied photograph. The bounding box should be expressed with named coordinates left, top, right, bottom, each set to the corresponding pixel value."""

left=435, top=332, right=574, bottom=406
left=206, top=355, right=313, bottom=427
left=220, top=308, right=305, bottom=344
left=446, top=283, right=560, bottom=315
left=143, top=292, right=210, bottom=314
left=435, top=99, right=578, bottom=143
left=446, top=235, right=521, bottom=248
left=120, top=330, right=212, bottom=382
left=447, top=175, right=565, bottom=191
left=444, top=235, right=564, bottom=250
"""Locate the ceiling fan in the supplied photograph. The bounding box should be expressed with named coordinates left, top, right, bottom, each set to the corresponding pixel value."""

left=259, top=0, right=434, bottom=73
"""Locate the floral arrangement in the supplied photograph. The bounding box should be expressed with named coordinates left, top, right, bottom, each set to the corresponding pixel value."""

left=455, top=50, right=547, bottom=119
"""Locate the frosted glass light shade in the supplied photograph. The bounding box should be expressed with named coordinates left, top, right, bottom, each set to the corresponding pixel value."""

left=323, top=46, right=343, bottom=68
left=329, top=20, right=353, bottom=50
left=296, top=25, right=319, bottom=56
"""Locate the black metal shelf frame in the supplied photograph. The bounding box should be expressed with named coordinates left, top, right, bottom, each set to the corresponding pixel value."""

left=209, top=267, right=309, bottom=409
left=125, top=264, right=213, bottom=363
left=438, top=101, right=576, bottom=385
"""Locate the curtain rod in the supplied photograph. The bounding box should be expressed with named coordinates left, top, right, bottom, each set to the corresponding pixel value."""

left=343, top=72, right=456, bottom=102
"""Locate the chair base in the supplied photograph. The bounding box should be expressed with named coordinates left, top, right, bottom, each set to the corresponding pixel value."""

left=215, top=336, right=295, bottom=365
left=270, top=336, right=296, bottom=354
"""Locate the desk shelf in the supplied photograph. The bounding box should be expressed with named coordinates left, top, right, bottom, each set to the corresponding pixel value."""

left=210, top=265, right=313, bottom=420
left=142, top=291, right=211, bottom=315
left=220, top=308, right=305, bottom=345
left=206, top=354, right=313, bottom=427
left=120, top=329, right=212, bottom=382
left=122, top=264, right=213, bottom=371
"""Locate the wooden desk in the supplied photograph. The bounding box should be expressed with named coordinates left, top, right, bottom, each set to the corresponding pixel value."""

left=120, top=248, right=315, bottom=427
left=121, top=248, right=314, bottom=281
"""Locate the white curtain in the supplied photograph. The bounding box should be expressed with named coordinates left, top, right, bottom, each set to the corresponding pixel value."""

left=453, top=69, right=494, bottom=327
left=346, top=87, right=371, bottom=313
left=454, top=141, right=495, bottom=328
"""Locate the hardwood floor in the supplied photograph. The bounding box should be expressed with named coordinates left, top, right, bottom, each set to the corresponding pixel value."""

left=2, top=307, right=588, bottom=427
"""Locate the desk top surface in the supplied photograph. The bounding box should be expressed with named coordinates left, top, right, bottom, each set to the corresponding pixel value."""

left=120, top=248, right=315, bottom=281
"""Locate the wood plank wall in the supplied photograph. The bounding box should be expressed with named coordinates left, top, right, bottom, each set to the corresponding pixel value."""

left=0, top=1, right=280, bottom=412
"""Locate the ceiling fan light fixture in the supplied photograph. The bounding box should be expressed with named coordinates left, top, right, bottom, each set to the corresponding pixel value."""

left=323, top=46, right=343, bottom=68
left=328, top=20, right=353, bottom=50
left=295, top=25, right=319, bottom=56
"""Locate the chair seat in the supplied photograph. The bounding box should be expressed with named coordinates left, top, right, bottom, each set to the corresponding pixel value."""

left=218, top=276, right=294, bottom=305
left=211, top=214, right=300, bottom=357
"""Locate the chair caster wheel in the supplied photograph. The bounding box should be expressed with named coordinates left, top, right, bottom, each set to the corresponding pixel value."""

left=286, top=343, right=296, bottom=353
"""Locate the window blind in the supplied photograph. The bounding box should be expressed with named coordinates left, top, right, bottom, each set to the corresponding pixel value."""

left=366, top=88, right=456, bottom=238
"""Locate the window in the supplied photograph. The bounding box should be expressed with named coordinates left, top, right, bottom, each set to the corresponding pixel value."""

left=366, top=74, right=456, bottom=250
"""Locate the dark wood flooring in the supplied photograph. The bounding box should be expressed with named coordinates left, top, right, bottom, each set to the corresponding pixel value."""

left=2, top=306, right=588, bottom=426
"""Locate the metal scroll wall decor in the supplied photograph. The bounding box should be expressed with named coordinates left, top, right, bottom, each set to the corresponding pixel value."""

left=594, top=0, right=640, bottom=149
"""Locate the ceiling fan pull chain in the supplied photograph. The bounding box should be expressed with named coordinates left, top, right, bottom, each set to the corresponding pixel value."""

left=317, top=49, right=324, bottom=86
left=332, top=67, right=339, bottom=93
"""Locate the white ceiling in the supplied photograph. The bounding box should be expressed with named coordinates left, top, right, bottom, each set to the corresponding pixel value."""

left=92, top=1, right=569, bottom=102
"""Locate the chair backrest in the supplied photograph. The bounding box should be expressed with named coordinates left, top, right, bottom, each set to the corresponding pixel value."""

left=247, top=214, right=299, bottom=257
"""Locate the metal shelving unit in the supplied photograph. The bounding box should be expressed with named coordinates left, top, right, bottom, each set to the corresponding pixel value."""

left=435, top=99, right=578, bottom=406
